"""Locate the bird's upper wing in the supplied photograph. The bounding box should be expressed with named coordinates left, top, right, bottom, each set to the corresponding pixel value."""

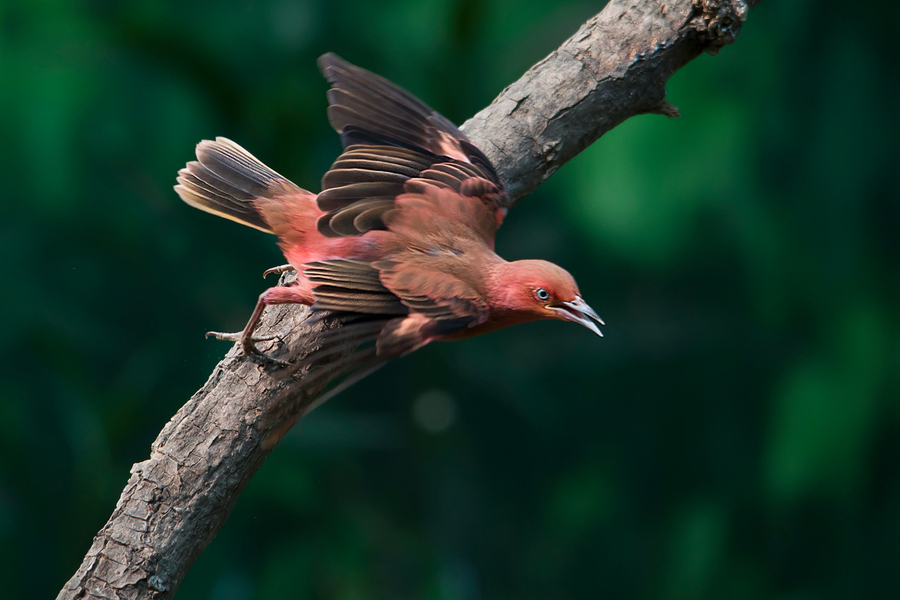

left=305, top=188, right=497, bottom=356
left=315, top=53, right=508, bottom=239
left=377, top=187, right=499, bottom=261
left=318, top=53, right=490, bottom=165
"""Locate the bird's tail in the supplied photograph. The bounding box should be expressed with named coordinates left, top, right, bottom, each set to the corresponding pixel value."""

left=175, top=137, right=308, bottom=233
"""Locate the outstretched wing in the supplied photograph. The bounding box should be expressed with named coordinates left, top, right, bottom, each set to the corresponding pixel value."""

left=315, top=53, right=508, bottom=238
left=319, top=53, right=483, bottom=162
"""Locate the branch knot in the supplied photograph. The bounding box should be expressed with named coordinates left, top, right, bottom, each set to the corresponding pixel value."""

left=689, top=0, right=748, bottom=55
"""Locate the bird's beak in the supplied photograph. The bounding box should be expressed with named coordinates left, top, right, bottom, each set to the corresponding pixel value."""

left=548, top=296, right=605, bottom=337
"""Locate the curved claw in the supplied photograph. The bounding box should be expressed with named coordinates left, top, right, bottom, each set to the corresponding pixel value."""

left=263, top=264, right=295, bottom=279
left=206, top=331, right=289, bottom=366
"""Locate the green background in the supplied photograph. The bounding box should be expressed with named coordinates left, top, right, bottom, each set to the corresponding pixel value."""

left=2, top=0, right=898, bottom=598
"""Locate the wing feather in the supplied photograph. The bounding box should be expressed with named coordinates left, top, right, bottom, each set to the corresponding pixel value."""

left=318, top=53, right=466, bottom=157
left=314, top=54, right=510, bottom=239
left=304, top=257, right=489, bottom=358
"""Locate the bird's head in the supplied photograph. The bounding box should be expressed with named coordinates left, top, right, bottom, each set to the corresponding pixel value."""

left=496, top=260, right=604, bottom=336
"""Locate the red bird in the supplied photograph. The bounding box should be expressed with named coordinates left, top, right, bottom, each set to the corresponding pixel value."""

left=175, top=54, right=603, bottom=366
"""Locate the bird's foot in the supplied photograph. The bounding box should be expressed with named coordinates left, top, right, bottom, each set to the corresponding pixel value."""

left=263, top=264, right=295, bottom=279
left=206, top=331, right=290, bottom=366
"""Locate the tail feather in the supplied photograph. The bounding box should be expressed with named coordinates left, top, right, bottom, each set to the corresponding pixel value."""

left=175, top=137, right=304, bottom=233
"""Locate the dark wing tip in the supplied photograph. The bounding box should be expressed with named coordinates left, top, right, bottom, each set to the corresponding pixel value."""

left=315, top=53, right=509, bottom=215
left=317, top=52, right=347, bottom=74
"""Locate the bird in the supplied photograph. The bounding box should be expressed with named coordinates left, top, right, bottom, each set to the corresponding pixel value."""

left=174, top=53, right=603, bottom=368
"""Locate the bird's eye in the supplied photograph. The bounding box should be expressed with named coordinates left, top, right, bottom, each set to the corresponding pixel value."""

left=536, top=288, right=550, bottom=301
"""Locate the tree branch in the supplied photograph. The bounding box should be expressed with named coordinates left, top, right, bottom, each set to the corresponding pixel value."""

left=58, top=1, right=755, bottom=598
left=463, top=0, right=752, bottom=202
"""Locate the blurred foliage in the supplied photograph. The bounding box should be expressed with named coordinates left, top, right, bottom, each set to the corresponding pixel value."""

left=1, top=0, right=898, bottom=598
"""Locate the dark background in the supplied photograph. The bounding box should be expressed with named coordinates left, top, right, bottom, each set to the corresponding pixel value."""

left=2, top=0, right=899, bottom=598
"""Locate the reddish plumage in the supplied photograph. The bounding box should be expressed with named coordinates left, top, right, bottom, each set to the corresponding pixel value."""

left=175, top=53, right=602, bottom=366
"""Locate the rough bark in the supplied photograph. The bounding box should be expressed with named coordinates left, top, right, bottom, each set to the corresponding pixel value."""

left=58, top=1, right=758, bottom=598
left=463, top=0, right=755, bottom=202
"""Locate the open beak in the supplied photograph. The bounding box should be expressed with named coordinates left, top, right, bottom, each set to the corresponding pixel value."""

left=548, top=296, right=605, bottom=337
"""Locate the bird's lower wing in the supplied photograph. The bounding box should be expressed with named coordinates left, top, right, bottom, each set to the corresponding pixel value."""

left=303, top=259, right=485, bottom=358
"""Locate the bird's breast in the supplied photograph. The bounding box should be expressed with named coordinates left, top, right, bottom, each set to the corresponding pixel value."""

left=439, top=309, right=540, bottom=341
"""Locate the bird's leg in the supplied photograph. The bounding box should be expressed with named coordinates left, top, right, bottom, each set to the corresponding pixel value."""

left=263, top=264, right=295, bottom=279
left=207, top=284, right=309, bottom=366
left=206, top=297, right=281, bottom=365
